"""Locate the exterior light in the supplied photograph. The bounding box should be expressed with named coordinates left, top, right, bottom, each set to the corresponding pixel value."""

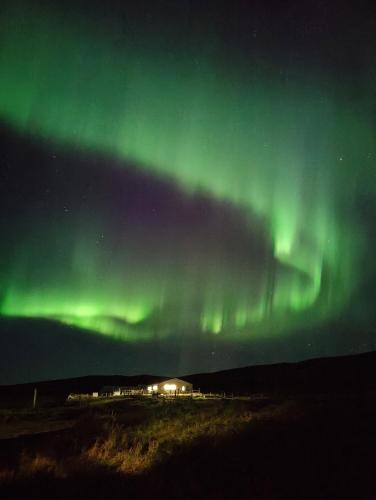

left=153, top=385, right=158, bottom=391
left=147, top=386, right=152, bottom=392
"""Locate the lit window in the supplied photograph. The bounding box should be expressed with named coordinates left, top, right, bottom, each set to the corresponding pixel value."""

left=164, top=384, right=177, bottom=391
left=153, top=385, right=158, bottom=391
left=147, top=386, right=152, bottom=392
left=182, top=386, right=186, bottom=391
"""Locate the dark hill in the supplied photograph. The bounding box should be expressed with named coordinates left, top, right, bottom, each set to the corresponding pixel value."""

left=184, top=350, right=376, bottom=394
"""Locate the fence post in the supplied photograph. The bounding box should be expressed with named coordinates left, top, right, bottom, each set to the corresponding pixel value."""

left=33, top=387, right=38, bottom=409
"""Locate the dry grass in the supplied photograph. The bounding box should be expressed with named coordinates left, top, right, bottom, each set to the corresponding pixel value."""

left=1, top=395, right=375, bottom=500
left=0, top=469, right=15, bottom=483
left=83, top=401, right=253, bottom=474
left=0, top=399, right=254, bottom=481
left=19, top=452, right=61, bottom=477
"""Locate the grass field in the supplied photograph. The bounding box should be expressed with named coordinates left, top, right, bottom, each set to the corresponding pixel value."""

left=0, top=393, right=375, bottom=499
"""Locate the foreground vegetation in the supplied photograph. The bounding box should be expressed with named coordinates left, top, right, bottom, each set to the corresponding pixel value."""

left=0, top=398, right=254, bottom=478
left=0, top=394, right=375, bottom=499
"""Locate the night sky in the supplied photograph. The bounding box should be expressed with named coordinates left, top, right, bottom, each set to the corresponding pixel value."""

left=0, top=0, right=375, bottom=383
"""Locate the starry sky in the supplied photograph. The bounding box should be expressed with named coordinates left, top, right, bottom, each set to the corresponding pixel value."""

left=0, top=0, right=375, bottom=383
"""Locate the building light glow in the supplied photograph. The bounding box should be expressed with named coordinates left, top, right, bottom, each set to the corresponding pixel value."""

left=182, top=386, right=186, bottom=391
left=164, top=383, right=177, bottom=391
left=152, top=385, right=158, bottom=391
left=147, top=386, right=152, bottom=392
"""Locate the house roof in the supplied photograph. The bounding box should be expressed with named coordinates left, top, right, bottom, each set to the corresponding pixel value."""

left=153, top=378, right=191, bottom=385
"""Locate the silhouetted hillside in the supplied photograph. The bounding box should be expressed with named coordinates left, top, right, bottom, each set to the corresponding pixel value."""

left=184, top=350, right=376, bottom=394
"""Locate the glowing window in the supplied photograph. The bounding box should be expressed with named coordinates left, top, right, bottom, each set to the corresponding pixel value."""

left=182, top=386, right=186, bottom=391
left=153, top=385, right=158, bottom=391
left=147, top=386, right=152, bottom=392
left=164, top=384, right=177, bottom=391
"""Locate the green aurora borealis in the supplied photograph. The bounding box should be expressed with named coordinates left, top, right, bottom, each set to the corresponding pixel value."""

left=0, top=0, right=375, bottom=374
